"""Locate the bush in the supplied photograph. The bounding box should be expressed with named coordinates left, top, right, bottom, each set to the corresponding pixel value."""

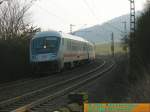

left=0, top=38, right=31, bottom=82
left=129, top=5, right=150, bottom=82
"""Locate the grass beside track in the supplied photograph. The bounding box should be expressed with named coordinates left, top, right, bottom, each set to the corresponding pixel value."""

left=95, top=42, right=125, bottom=55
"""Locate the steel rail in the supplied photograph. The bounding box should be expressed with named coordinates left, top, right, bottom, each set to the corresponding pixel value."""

left=12, top=60, right=114, bottom=112
left=0, top=61, right=93, bottom=92
left=0, top=60, right=105, bottom=112
left=0, top=79, right=32, bottom=90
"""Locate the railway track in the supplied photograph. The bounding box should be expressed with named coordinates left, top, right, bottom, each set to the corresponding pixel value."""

left=0, top=61, right=99, bottom=102
left=0, top=59, right=114, bottom=112
left=0, top=65, right=83, bottom=91
left=0, top=56, right=103, bottom=93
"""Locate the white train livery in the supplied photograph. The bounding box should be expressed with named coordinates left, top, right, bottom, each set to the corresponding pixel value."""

left=30, top=30, right=95, bottom=72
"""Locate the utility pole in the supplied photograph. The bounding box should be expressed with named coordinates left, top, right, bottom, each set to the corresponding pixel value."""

left=129, top=0, right=136, bottom=34
left=70, top=24, right=75, bottom=34
left=129, top=0, right=135, bottom=54
left=111, top=32, right=114, bottom=57
left=129, top=0, right=136, bottom=52
left=128, top=0, right=136, bottom=75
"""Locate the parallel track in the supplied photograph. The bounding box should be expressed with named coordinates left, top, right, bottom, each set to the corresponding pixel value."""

left=0, top=59, right=114, bottom=112
left=0, top=67, right=77, bottom=91
left=0, top=61, right=97, bottom=102
left=0, top=61, right=95, bottom=91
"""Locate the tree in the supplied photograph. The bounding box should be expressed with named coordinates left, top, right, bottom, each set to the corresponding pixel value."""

left=0, top=0, right=40, bottom=82
left=0, top=0, right=39, bottom=40
left=129, top=4, right=150, bottom=82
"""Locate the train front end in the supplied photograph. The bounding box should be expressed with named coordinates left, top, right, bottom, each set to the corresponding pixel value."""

left=30, top=31, right=61, bottom=73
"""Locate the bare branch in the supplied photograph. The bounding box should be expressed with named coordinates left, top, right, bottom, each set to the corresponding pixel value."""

left=0, top=0, right=37, bottom=39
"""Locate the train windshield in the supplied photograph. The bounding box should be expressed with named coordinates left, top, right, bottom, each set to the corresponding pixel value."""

left=31, top=37, right=60, bottom=54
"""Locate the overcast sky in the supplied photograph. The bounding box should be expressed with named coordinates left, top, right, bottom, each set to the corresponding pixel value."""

left=30, top=0, right=147, bottom=33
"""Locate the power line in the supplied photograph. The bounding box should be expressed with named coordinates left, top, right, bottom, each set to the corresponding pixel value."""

left=82, top=0, right=124, bottom=34
left=35, top=3, right=69, bottom=24
left=82, top=0, right=99, bottom=22
left=82, top=0, right=114, bottom=34
left=36, top=0, right=125, bottom=35
left=49, top=0, right=72, bottom=16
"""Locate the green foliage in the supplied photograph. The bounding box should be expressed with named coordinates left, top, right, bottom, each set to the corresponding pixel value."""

left=134, top=8, right=150, bottom=66
left=129, top=5, right=150, bottom=82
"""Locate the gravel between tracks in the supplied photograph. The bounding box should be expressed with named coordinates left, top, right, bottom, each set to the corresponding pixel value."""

left=0, top=59, right=102, bottom=102
left=41, top=55, right=129, bottom=111
left=25, top=58, right=111, bottom=112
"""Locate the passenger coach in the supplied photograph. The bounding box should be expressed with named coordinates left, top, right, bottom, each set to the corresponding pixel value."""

left=30, top=30, right=95, bottom=73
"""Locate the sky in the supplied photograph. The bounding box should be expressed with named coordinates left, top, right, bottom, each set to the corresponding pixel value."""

left=30, top=0, right=147, bottom=33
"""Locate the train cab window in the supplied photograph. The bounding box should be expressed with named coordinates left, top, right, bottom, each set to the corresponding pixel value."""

left=45, top=38, right=57, bottom=48
left=31, top=37, right=60, bottom=54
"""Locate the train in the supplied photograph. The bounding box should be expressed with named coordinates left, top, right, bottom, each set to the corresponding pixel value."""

left=30, top=30, right=95, bottom=73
